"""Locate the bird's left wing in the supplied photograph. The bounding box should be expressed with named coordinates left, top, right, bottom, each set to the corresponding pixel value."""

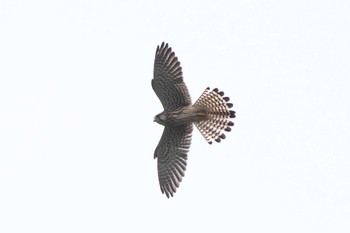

left=152, top=42, right=191, bottom=110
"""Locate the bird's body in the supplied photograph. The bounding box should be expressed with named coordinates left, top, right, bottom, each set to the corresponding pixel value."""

left=154, top=105, right=210, bottom=126
left=152, top=42, right=236, bottom=198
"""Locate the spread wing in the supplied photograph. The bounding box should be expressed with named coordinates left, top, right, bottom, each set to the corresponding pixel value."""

left=152, top=42, right=191, bottom=110
left=154, top=124, right=193, bottom=198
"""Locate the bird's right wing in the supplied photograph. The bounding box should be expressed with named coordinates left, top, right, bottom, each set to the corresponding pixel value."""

left=152, top=42, right=192, bottom=110
left=154, top=123, right=193, bottom=198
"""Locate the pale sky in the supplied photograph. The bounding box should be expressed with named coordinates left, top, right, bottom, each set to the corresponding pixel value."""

left=1, top=1, right=350, bottom=232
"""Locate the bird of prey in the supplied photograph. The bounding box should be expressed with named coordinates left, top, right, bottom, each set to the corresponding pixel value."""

left=152, top=42, right=236, bottom=198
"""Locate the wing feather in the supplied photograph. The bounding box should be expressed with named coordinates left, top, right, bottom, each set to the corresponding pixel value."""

left=152, top=42, right=191, bottom=110
left=154, top=124, right=193, bottom=198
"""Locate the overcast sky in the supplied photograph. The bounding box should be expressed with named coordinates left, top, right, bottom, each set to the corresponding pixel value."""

left=1, top=0, right=349, bottom=232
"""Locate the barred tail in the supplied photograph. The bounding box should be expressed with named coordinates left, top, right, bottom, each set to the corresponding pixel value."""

left=193, top=87, right=235, bottom=144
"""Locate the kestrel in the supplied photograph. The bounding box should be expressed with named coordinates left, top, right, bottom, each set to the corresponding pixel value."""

left=152, top=42, right=236, bottom=198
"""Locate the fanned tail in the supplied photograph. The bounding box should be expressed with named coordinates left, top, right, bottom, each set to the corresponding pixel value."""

left=193, top=87, right=236, bottom=144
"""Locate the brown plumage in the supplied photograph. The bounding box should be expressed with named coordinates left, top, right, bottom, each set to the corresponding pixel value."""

left=152, top=42, right=236, bottom=198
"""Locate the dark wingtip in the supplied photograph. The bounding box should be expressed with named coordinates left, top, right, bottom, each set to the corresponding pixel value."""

left=218, top=91, right=224, bottom=96
left=229, top=111, right=236, bottom=118
left=160, top=42, right=167, bottom=50
left=223, top=97, right=230, bottom=102
left=213, top=88, right=219, bottom=93
left=224, top=127, right=231, bottom=132
left=208, top=141, right=213, bottom=145
left=215, top=138, right=221, bottom=143
left=227, top=103, right=233, bottom=108
left=228, top=121, right=234, bottom=126
left=158, top=42, right=170, bottom=56
left=219, top=134, right=226, bottom=139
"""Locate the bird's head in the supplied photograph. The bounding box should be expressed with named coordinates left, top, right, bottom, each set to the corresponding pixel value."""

left=154, top=112, right=167, bottom=125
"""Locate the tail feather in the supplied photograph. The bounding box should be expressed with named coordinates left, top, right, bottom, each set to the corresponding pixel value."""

left=193, top=87, right=235, bottom=144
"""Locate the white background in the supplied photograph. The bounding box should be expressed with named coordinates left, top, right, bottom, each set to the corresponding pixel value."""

left=1, top=0, right=349, bottom=232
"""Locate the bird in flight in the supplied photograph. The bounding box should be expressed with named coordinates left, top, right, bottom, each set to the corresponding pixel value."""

left=152, top=42, right=236, bottom=198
